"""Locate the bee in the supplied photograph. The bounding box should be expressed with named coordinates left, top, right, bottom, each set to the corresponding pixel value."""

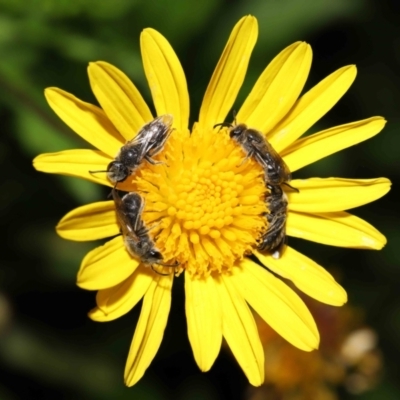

left=226, top=123, right=291, bottom=185
left=257, top=184, right=288, bottom=259
left=112, top=188, right=178, bottom=274
left=214, top=120, right=295, bottom=258
left=91, top=114, right=173, bottom=184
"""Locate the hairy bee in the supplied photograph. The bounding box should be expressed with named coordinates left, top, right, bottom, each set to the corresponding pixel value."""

left=91, top=114, right=173, bottom=184
left=227, top=123, right=291, bottom=185
left=257, top=184, right=288, bottom=259
left=112, top=188, right=177, bottom=274
left=215, top=120, right=295, bottom=258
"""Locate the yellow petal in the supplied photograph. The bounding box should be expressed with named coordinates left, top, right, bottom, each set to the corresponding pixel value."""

left=287, top=211, right=387, bottom=249
left=283, top=117, right=386, bottom=172
left=219, top=275, right=264, bottom=386
left=89, top=266, right=153, bottom=322
left=255, top=248, right=347, bottom=306
left=237, top=42, right=312, bottom=133
left=88, top=307, right=110, bottom=322
left=33, top=149, right=112, bottom=187
left=88, top=62, right=153, bottom=140
left=77, top=236, right=139, bottom=290
left=124, top=274, right=173, bottom=386
left=269, top=65, right=357, bottom=152
left=44, top=88, right=124, bottom=156
left=140, top=29, right=189, bottom=131
left=185, top=274, right=222, bottom=372
left=57, top=201, right=118, bottom=241
left=198, top=16, right=258, bottom=129
left=288, top=177, right=391, bottom=213
left=233, top=260, right=319, bottom=351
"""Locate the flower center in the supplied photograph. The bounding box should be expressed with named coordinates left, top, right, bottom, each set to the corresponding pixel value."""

left=131, top=125, right=267, bottom=278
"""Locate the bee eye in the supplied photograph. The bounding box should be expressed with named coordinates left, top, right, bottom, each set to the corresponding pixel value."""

left=150, top=249, right=162, bottom=259
left=107, top=161, right=116, bottom=169
left=108, top=161, right=124, bottom=172
left=230, top=128, right=240, bottom=138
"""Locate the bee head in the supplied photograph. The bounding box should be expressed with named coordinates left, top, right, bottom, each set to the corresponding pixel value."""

left=146, top=249, right=164, bottom=265
left=107, top=161, right=129, bottom=183
left=229, top=124, right=247, bottom=140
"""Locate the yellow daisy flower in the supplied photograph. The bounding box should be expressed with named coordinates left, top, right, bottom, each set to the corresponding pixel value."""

left=33, top=15, right=390, bottom=387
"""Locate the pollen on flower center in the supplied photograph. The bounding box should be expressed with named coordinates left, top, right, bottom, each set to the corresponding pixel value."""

left=131, top=125, right=267, bottom=278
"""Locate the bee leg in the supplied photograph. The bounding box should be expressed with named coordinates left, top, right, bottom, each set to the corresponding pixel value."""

left=148, top=221, right=162, bottom=233
left=151, top=260, right=179, bottom=275
left=151, top=264, right=172, bottom=276
left=159, top=260, right=180, bottom=267
left=282, top=182, right=300, bottom=193
left=213, top=122, right=232, bottom=131
left=144, top=155, right=166, bottom=166
left=237, top=150, right=254, bottom=167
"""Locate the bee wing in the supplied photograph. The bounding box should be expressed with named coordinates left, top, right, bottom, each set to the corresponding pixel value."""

left=122, top=125, right=150, bottom=147
left=155, top=114, right=173, bottom=129
left=119, top=114, right=174, bottom=165
left=112, top=189, right=132, bottom=233
left=267, top=212, right=287, bottom=234
left=128, top=129, right=156, bottom=160
left=265, top=143, right=291, bottom=181
left=132, top=197, right=145, bottom=232
left=119, top=192, right=145, bottom=232
left=131, top=115, right=173, bottom=147
left=143, top=114, right=174, bottom=157
left=135, top=135, right=155, bottom=161
left=112, top=190, right=142, bottom=237
left=148, top=127, right=173, bottom=157
left=126, top=229, right=141, bottom=244
left=251, top=135, right=291, bottom=182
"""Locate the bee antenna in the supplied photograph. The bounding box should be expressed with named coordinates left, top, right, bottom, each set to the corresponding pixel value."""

left=213, top=122, right=232, bottom=131
left=232, top=109, right=237, bottom=125
left=282, top=182, right=300, bottom=193
left=88, top=169, right=108, bottom=176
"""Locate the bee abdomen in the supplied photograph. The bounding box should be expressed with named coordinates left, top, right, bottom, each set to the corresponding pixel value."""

left=258, top=184, right=288, bottom=258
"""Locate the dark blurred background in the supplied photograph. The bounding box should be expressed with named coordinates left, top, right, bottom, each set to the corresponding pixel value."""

left=0, top=0, right=399, bottom=399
